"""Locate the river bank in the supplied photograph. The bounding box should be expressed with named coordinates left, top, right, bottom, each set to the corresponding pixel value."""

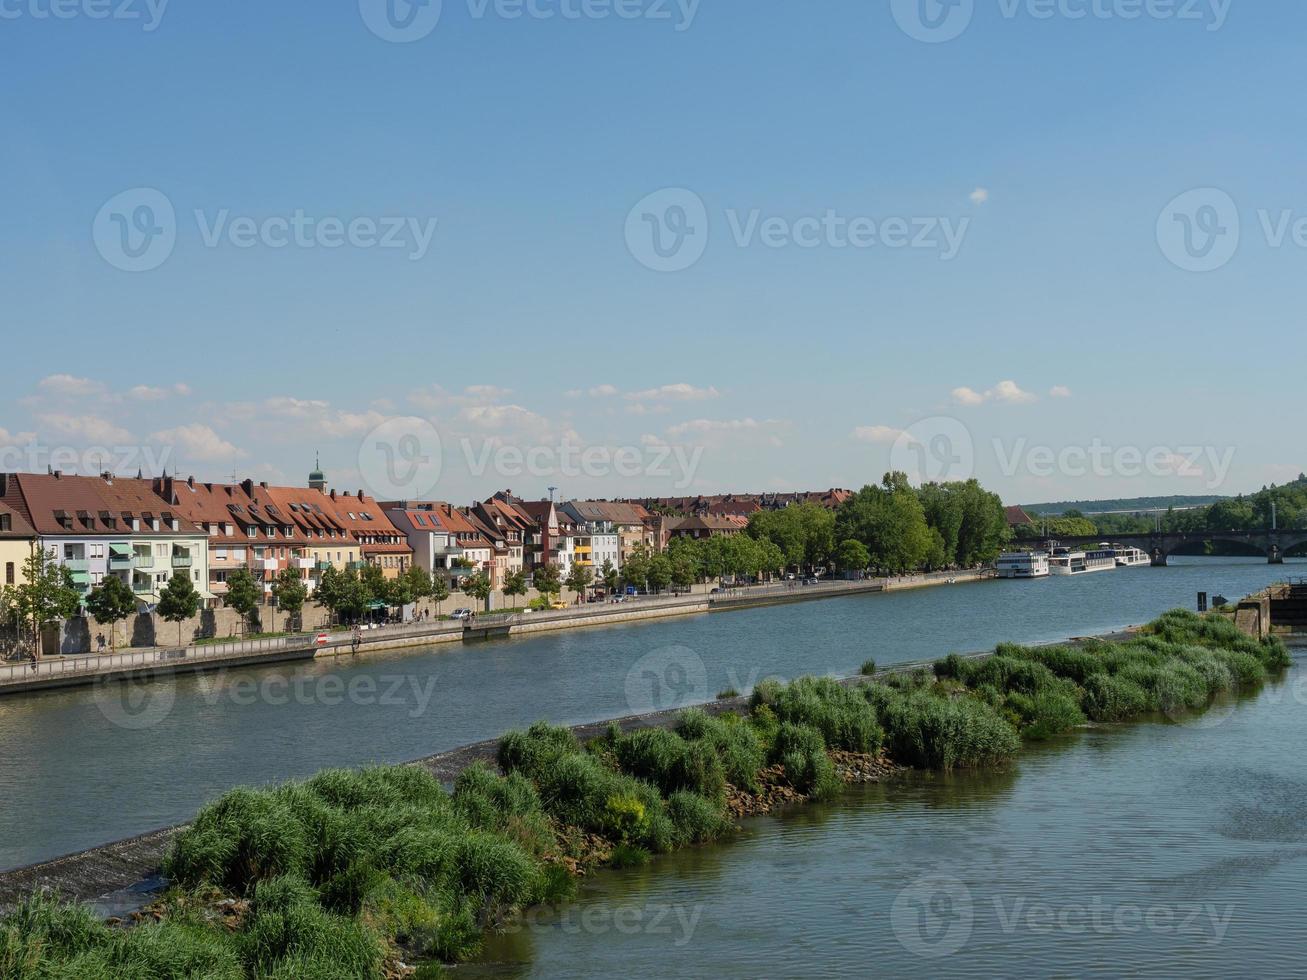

left=0, top=571, right=982, bottom=696
left=3, top=609, right=1292, bottom=977
left=1, top=558, right=1297, bottom=878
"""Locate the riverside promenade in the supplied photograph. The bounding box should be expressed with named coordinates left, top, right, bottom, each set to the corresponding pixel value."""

left=0, top=570, right=987, bottom=696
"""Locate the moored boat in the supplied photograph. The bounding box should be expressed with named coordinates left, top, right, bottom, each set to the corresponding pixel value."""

left=996, top=550, right=1050, bottom=579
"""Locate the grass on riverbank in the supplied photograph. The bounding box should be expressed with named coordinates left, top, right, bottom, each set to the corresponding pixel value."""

left=4, top=609, right=1290, bottom=977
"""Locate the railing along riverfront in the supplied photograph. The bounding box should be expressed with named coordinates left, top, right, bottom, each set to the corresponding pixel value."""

left=0, top=636, right=305, bottom=687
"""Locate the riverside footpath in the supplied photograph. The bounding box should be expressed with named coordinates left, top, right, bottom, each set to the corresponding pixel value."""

left=0, top=570, right=986, bottom=696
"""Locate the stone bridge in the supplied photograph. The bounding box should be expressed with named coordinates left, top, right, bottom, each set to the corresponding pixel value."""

left=1052, top=530, right=1307, bottom=566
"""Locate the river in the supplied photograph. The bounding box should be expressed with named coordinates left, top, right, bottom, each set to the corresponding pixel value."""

left=0, top=557, right=1299, bottom=872
left=471, top=661, right=1307, bottom=978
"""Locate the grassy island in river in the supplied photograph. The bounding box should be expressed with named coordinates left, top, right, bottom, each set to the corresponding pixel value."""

left=2, top=610, right=1291, bottom=978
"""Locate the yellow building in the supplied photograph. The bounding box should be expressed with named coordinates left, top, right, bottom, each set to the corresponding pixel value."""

left=0, top=501, right=37, bottom=591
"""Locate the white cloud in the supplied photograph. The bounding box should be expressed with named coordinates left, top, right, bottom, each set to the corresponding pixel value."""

left=852, top=425, right=903, bottom=445
left=969, top=187, right=990, bottom=205
left=128, top=383, right=191, bottom=401
left=625, top=403, right=670, bottom=417
left=952, top=381, right=1038, bottom=406
left=627, top=383, right=721, bottom=402
left=667, top=418, right=760, bottom=437
left=37, top=413, right=133, bottom=444
left=1048, top=385, right=1072, bottom=398
left=407, top=384, right=512, bottom=412
left=990, top=380, right=1037, bottom=404
left=665, top=418, right=788, bottom=448
left=463, top=385, right=512, bottom=400
left=0, top=426, right=36, bottom=447
left=38, top=374, right=107, bottom=398
left=149, top=424, right=245, bottom=462
left=218, top=398, right=386, bottom=440
left=589, top=384, right=619, bottom=398
left=951, top=386, right=987, bottom=407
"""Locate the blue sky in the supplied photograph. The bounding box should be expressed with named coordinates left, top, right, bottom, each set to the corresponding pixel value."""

left=2, top=0, right=1303, bottom=505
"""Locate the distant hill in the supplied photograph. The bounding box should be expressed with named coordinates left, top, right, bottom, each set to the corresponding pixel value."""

left=1022, top=495, right=1228, bottom=516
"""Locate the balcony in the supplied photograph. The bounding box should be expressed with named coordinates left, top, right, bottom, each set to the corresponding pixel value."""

left=254, top=557, right=280, bottom=572
left=109, top=546, right=133, bottom=570
left=346, top=561, right=366, bottom=571
left=172, top=554, right=193, bottom=568
left=132, top=579, right=154, bottom=594
left=316, top=560, right=333, bottom=571
left=63, top=558, right=89, bottom=572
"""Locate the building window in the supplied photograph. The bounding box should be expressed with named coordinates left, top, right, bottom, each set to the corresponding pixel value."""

left=5, top=562, right=13, bottom=585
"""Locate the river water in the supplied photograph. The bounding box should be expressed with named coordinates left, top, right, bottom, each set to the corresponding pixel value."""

left=472, top=662, right=1307, bottom=978
left=0, top=557, right=1299, bottom=873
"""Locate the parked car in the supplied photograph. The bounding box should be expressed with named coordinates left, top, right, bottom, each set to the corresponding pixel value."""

left=450, top=608, right=473, bottom=621
left=803, top=578, right=819, bottom=586
left=549, top=600, right=569, bottom=610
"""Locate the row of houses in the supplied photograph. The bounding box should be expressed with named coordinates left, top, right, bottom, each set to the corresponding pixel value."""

left=0, top=467, right=664, bottom=607
left=0, top=463, right=852, bottom=610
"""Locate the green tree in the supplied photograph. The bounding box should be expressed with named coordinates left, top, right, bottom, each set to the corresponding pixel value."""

left=224, top=567, right=263, bottom=633
left=270, top=567, right=308, bottom=633
left=565, top=562, right=593, bottom=600
left=502, top=568, right=529, bottom=608
left=10, top=550, right=82, bottom=660
left=84, top=575, right=137, bottom=651
left=600, top=558, right=620, bottom=596
left=748, top=503, right=836, bottom=572
left=360, top=563, right=389, bottom=610
left=835, top=473, right=935, bottom=574
left=620, top=546, right=652, bottom=593
left=532, top=563, right=562, bottom=598
left=157, top=571, right=201, bottom=647
left=462, top=571, right=493, bottom=611
left=835, top=538, right=870, bottom=574
left=646, top=553, right=673, bottom=594
left=757, top=539, right=786, bottom=580
left=669, top=547, right=698, bottom=589
left=402, top=565, right=433, bottom=604
left=430, top=573, right=451, bottom=616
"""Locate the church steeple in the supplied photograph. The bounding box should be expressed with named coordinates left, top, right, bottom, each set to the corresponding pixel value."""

left=309, top=452, right=326, bottom=492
